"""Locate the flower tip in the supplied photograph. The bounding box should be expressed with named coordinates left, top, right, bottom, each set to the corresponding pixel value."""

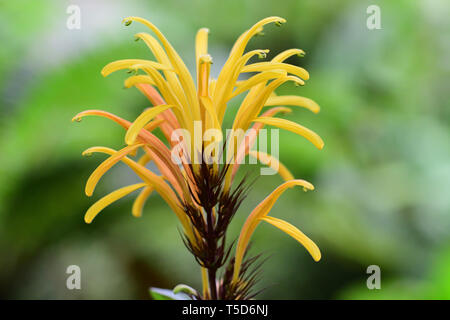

left=302, top=184, right=314, bottom=192
left=274, top=17, right=287, bottom=26
left=123, top=77, right=135, bottom=88
left=293, top=179, right=314, bottom=191
left=72, top=116, right=82, bottom=122
left=317, top=141, right=325, bottom=150
left=312, top=105, right=320, bottom=114
left=199, top=54, right=213, bottom=64
left=313, top=251, right=321, bottom=262
left=258, top=51, right=268, bottom=59
left=84, top=215, right=93, bottom=224
left=311, top=135, right=325, bottom=150
left=123, top=18, right=133, bottom=26
left=84, top=182, right=94, bottom=197
left=280, top=107, right=292, bottom=114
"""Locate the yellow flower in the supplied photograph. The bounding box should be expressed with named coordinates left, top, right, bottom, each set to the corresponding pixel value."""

left=74, top=16, right=324, bottom=298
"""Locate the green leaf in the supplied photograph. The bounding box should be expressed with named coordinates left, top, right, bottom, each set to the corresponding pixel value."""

left=173, top=284, right=197, bottom=296
left=149, top=287, right=191, bottom=300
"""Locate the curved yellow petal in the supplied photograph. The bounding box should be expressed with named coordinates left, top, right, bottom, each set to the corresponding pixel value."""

left=83, top=146, right=194, bottom=241
left=125, top=74, right=172, bottom=104
left=144, top=118, right=166, bottom=131
left=253, top=116, right=324, bottom=150
left=233, top=179, right=314, bottom=281
left=229, top=17, right=286, bottom=58
left=84, top=144, right=143, bottom=197
left=132, top=186, right=154, bottom=217
left=241, top=62, right=309, bottom=81
left=76, top=112, right=177, bottom=169
left=134, top=32, right=190, bottom=112
left=125, top=74, right=192, bottom=132
left=123, top=16, right=201, bottom=122
left=214, top=16, right=285, bottom=121
left=231, top=71, right=286, bottom=99
left=229, top=106, right=292, bottom=185
left=248, top=150, right=294, bottom=181
left=233, top=76, right=303, bottom=133
left=214, top=49, right=269, bottom=120
left=272, top=49, right=305, bottom=62
left=265, top=95, right=320, bottom=114
left=135, top=83, right=181, bottom=135
left=85, top=183, right=147, bottom=224
left=125, top=105, right=175, bottom=145
left=134, top=33, right=170, bottom=64
left=125, top=74, right=156, bottom=87
left=101, top=59, right=171, bottom=77
left=261, top=216, right=321, bottom=261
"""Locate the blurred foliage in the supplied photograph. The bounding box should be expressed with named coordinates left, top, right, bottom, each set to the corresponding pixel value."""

left=0, top=0, right=449, bottom=299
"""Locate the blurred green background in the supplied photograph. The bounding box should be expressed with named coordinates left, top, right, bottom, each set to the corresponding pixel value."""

left=1, top=0, right=449, bottom=299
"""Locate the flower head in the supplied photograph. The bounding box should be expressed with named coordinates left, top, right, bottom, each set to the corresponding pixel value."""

left=74, top=16, right=324, bottom=299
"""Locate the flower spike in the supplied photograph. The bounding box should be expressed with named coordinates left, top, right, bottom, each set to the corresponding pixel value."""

left=75, top=16, right=324, bottom=300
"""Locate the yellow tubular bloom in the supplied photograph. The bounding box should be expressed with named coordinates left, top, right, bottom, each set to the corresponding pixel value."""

left=135, top=32, right=190, bottom=112
left=82, top=146, right=194, bottom=240
left=232, top=180, right=318, bottom=282
left=253, top=116, right=325, bottom=150
left=125, top=104, right=175, bottom=145
left=241, top=62, right=309, bottom=81
left=84, top=144, right=144, bottom=197
left=101, top=59, right=172, bottom=76
left=261, top=216, right=321, bottom=261
left=123, top=16, right=201, bottom=122
left=75, top=16, right=324, bottom=297
left=265, top=95, right=320, bottom=114
left=248, top=150, right=294, bottom=181
left=132, top=186, right=154, bottom=217
left=272, top=48, right=305, bottom=62
left=85, top=183, right=147, bottom=223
